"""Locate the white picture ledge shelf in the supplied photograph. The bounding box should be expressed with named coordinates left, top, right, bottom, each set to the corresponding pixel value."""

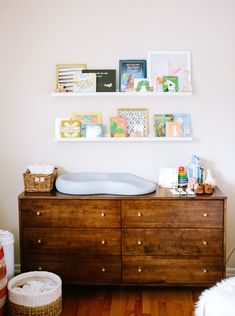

left=52, top=92, right=192, bottom=97
left=54, top=137, right=193, bottom=142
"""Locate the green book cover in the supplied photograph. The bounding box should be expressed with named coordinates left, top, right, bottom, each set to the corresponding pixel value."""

left=163, top=76, right=179, bottom=92
left=154, top=114, right=174, bottom=137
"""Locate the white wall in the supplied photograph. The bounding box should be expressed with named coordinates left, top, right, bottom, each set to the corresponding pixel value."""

left=1, top=0, right=235, bottom=268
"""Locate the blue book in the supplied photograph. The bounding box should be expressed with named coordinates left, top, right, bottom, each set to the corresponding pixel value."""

left=119, top=60, right=147, bottom=92
left=173, top=113, right=191, bottom=137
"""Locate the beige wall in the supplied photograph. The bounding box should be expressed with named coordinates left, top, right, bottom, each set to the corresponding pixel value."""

left=1, top=0, right=235, bottom=270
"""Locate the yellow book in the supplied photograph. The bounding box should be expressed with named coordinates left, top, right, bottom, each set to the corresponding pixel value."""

left=60, top=120, right=81, bottom=138
left=71, top=112, right=102, bottom=137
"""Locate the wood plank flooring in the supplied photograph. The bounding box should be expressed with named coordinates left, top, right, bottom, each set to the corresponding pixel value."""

left=61, top=285, right=204, bottom=316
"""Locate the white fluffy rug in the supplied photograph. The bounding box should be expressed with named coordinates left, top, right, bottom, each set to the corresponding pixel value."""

left=195, top=277, right=235, bottom=316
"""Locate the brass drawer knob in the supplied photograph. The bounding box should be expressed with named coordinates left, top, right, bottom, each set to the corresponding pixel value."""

left=38, top=267, right=42, bottom=271
left=203, top=240, right=208, bottom=245
left=138, top=267, right=142, bottom=272
left=101, top=240, right=106, bottom=245
left=203, top=213, right=208, bottom=217
left=203, top=268, right=208, bottom=273
left=36, top=211, right=41, bottom=216
left=101, top=267, right=106, bottom=272
left=137, top=240, right=142, bottom=245
left=101, top=211, right=106, bottom=217
left=137, top=212, right=142, bottom=217
left=37, top=239, right=42, bottom=244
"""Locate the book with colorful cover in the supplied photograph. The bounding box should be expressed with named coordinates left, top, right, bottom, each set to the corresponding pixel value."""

left=163, top=76, right=179, bottom=93
left=173, top=113, right=191, bottom=137
left=166, top=121, right=182, bottom=137
left=73, top=72, right=96, bottom=93
left=154, top=114, right=174, bottom=137
left=110, top=117, right=127, bottom=137
left=60, top=119, right=81, bottom=138
left=85, top=124, right=103, bottom=138
left=71, top=112, right=102, bottom=137
left=119, top=60, right=147, bottom=92
left=134, top=78, right=156, bottom=93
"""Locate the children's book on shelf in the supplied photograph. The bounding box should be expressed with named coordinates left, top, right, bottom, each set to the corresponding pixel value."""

left=154, top=114, right=174, bottom=137
left=73, top=72, right=96, bottom=93
left=55, top=118, right=81, bottom=139
left=173, top=113, right=191, bottom=137
left=71, top=112, right=102, bottom=137
left=166, top=121, right=182, bottom=137
left=119, top=60, right=147, bottom=92
left=110, top=117, right=127, bottom=137
left=163, top=76, right=179, bottom=93
left=134, top=78, right=156, bottom=93
left=85, top=124, right=103, bottom=138
left=82, top=69, right=116, bottom=92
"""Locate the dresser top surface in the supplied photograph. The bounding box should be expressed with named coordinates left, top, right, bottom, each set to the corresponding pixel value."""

left=18, top=186, right=226, bottom=200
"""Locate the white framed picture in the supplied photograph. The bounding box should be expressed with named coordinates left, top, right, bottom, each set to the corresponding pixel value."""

left=147, top=50, right=192, bottom=92
left=56, top=64, right=87, bottom=92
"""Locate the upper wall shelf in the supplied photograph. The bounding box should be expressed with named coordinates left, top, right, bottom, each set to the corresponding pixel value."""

left=51, top=92, right=192, bottom=97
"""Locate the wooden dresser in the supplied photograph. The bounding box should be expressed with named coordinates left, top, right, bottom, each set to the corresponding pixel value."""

left=18, top=187, right=226, bottom=286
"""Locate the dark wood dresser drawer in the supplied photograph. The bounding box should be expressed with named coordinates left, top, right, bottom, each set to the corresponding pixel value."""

left=23, top=254, right=121, bottom=284
left=122, top=256, right=223, bottom=285
left=19, top=188, right=226, bottom=286
left=21, top=199, right=120, bottom=227
left=122, top=200, right=224, bottom=228
left=122, top=228, right=223, bottom=256
left=22, top=228, right=121, bottom=255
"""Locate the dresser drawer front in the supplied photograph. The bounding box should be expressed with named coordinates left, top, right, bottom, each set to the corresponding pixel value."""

left=122, top=200, right=223, bottom=228
left=21, top=199, right=120, bottom=227
left=22, top=254, right=121, bottom=284
left=122, top=256, right=223, bottom=285
left=22, top=228, right=121, bottom=255
left=122, top=228, right=223, bottom=256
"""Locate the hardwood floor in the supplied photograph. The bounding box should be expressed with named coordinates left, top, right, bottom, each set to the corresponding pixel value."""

left=61, top=285, right=204, bottom=316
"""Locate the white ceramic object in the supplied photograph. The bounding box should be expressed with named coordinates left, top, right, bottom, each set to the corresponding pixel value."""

left=205, top=169, right=216, bottom=187
left=55, top=172, right=157, bottom=195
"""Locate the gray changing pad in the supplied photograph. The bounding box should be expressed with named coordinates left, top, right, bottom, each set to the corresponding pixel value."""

left=55, top=172, right=156, bottom=195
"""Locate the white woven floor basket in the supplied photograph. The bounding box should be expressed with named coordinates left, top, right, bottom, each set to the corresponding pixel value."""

left=7, top=271, right=62, bottom=316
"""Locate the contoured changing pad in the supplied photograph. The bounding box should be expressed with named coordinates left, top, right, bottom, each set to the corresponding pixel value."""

left=55, top=172, right=156, bottom=195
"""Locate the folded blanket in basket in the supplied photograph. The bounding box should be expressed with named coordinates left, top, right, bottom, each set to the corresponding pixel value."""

left=12, top=280, right=56, bottom=295
left=28, top=164, right=55, bottom=175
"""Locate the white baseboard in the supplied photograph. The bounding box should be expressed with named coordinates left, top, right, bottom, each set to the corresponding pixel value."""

left=226, top=268, right=235, bottom=277
left=14, top=264, right=235, bottom=278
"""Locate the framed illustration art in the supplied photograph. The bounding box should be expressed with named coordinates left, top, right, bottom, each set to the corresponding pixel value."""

left=119, top=60, right=147, bottom=92
left=56, top=64, right=87, bottom=92
left=117, top=108, right=148, bottom=137
left=147, top=51, right=191, bottom=93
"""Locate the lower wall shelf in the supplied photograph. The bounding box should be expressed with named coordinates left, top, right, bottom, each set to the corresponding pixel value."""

left=54, top=137, right=193, bottom=142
